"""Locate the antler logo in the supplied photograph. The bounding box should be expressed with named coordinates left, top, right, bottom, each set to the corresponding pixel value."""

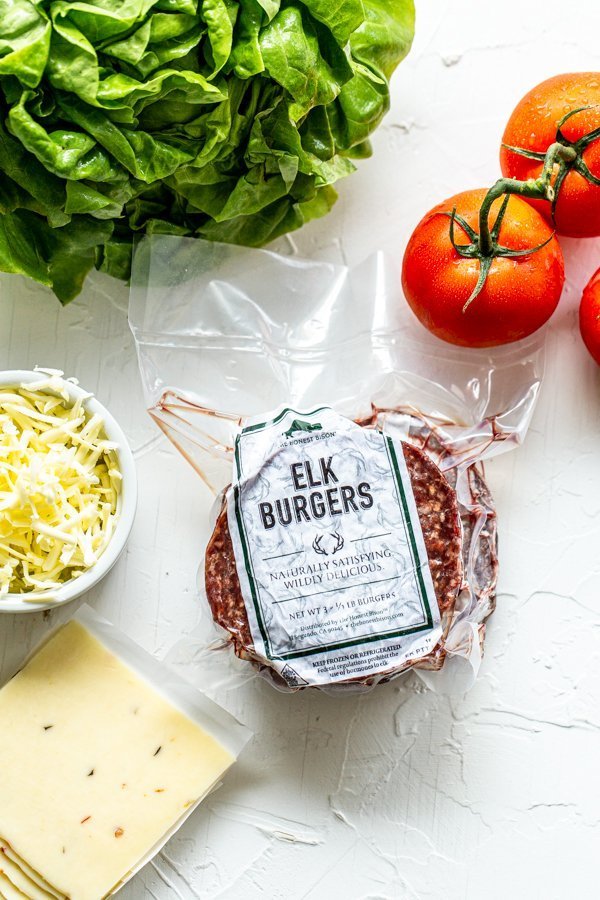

left=312, top=532, right=344, bottom=556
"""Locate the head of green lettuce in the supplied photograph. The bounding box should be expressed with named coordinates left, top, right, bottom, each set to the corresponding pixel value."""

left=0, top=0, right=414, bottom=302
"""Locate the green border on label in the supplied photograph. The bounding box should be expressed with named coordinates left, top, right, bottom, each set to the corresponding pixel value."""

left=384, top=436, right=435, bottom=630
left=232, top=410, right=435, bottom=661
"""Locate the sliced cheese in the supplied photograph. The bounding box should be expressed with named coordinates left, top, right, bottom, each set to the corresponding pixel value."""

left=0, top=621, right=235, bottom=900
left=0, top=380, right=121, bottom=599
left=0, top=846, right=61, bottom=900
left=0, top=871, right=28, bottom=900
left=0, top=847, right=55, bottom=900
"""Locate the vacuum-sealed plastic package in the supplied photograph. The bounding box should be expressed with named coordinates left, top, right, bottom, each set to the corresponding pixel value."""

left=130, top=235, right=545, bottom=693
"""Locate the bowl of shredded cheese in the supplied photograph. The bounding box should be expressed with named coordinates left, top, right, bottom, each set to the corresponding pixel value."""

left=0, top=369, right=137, bottom=612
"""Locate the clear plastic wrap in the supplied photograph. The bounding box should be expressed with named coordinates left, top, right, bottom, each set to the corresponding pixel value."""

left=130, top=235, right=545, bottom=693
left=0, top=603, right=251, bottom=896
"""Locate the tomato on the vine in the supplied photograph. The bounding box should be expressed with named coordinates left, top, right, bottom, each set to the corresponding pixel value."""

left=500, top=73, right=600, bottom=238
left=401, top=189, right=565, bottom=348
left=580, top=268, right=600, bottom=365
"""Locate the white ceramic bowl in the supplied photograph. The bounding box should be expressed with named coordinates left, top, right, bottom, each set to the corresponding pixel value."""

left=0, top=371, right=137, bottom=613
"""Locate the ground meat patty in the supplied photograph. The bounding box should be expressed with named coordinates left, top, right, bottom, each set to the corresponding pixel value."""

left=204, top=440, right=463, bottom=675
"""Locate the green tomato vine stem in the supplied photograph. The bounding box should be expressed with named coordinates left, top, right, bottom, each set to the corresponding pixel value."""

left=479, top=141, right=577, bottom=257
left=478, top=142, right=577, bottom=257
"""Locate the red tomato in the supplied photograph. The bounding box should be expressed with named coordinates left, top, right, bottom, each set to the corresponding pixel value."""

left=500, top=73, right=600, bottom=238
left=402, top=189, right=565, bottom=348
left=580, top=268, right=600, bottom=365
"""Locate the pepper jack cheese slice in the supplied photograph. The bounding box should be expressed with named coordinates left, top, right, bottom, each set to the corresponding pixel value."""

left=0, top=869, right=29, bottom=900
left=0, top=848, right=56, bottom=900
left=0, top=844, right=62, bottom=900
left=0, top=621, right=235, bottom=900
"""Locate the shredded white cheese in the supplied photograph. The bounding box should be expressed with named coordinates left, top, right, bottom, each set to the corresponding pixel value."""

left=0, top=375, right=121, bottom=600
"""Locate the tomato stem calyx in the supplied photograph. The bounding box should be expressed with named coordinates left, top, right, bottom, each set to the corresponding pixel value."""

left=445, top=198, right=554, bottom=312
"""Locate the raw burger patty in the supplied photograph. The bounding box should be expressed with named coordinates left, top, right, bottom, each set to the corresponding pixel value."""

left=205, top=441, right=463, bottom=660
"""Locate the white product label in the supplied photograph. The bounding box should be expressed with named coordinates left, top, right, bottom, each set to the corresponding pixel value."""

left=227, top=408, right=441, bottom=686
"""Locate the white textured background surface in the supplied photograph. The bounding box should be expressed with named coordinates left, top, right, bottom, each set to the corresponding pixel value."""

left=2, top=2, right=600, bottom=898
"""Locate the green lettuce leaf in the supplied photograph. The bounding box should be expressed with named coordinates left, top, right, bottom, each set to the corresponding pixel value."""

left=0, top=0, right=50, bottom=88
left=0, top=0, right=415, bottom=302
left=0, top=208, right=112, bottom=301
